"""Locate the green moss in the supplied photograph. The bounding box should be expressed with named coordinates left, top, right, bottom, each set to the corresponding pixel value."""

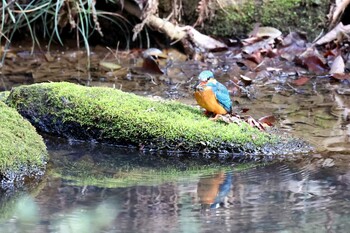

left=0, top=91, right=10, bottom=103
left=6, top=82, right=277, bottom=154
left=0, top=102, right=47, bottom=175
left=205, top=0, right=328, bottom=39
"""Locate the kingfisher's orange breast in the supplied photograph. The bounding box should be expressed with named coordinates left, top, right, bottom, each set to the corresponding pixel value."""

left=194, top=86, right=228, bottom=115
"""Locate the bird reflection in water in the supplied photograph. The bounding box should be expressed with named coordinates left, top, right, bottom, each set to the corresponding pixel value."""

left=197, top=171, right=233, bottom=210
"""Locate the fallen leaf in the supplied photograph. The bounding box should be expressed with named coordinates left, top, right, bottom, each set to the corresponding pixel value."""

left=246, top=116, right=265, bottom=131
left=142, top=48, right=168, bottom=59
left=315, top=22, right=350, bottom=45
left=258, top=115, right=276, bottom=126
left=278, top=32, right=308, bottom=61
left=304, top=56, right=328, bottom=73
left=330, top=73, right=350, bottom=80
left=244, top=50, right=263, bottom=64
left=254, top=26, right=282, bottom=39
left=266, top=67, right=283, bottom=72
left=239, top=59, right=258, bottom=70
left=142, top=56, right=164, bottom=74
left=239, top=75, right=253, bottom=86
left=295, top=47, right=328, bottom=74
left=323, top=48, right=338, bottom=58
left=329, top=55, right=345, bottom=74
left=99, top=61, right=122, bottom=70
left=242, top=38, right=274, bottom=54
left=217, top=114, right=242, bottom=124
left=282, top=32, right=307, bottom=47
left=242, top=37, right=264, bottom=45
left=262, top=48, right=279, bottom=58
left=292, top=76, right=310, bottom=86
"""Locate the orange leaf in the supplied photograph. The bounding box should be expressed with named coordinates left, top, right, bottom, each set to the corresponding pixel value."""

left=258, top=115, right=276, bottom=126
left=292, top=76, right=310, bottom=86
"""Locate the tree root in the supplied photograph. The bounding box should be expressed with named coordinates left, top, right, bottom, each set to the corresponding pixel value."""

left=122, top=0, right=226, bottom=54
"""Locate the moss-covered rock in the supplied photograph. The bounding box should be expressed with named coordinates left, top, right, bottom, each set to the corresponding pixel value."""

left=0, top=91, right=10, bottom=103
left=204, top=0, right=328, bottom=40
left=0, top=102, right=47, bottom=185
left=6, top=82, right=310, bottom=159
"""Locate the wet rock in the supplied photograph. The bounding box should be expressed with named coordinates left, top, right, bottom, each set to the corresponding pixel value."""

left=7, top=82, right=311, bottom=161
left=0, top=102, right=47, bottom=186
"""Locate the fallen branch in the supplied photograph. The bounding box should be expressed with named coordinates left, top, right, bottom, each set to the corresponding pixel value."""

left=122, top=0, right=226, bottom=53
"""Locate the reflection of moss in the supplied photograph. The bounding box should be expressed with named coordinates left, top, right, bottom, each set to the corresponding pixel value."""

left=0, top=192, right=22, bottom=222
left=0, top=102, right=47, bottom=180
left=53, top=167, right=225, bottom=188
left=51, top=154, right=254, bottom=188
left=0, top=176, right=46, bottom=222
left=7, top=82, right=281, bottom=155
left=205, top=0, right=328, bottom=39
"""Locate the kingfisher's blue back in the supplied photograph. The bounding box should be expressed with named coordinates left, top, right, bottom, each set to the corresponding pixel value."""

left=206, top=79, right=232, bottom=112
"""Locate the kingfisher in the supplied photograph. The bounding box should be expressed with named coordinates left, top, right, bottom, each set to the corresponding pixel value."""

left=194, top=70, right=232, bottom=119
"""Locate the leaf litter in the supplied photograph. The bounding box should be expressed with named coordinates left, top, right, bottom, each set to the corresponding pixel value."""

left=3, top=23, right=350, bottom=133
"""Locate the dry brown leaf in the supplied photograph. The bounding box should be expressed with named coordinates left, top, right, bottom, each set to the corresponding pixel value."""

left=330, top=73, right=350, bottom=80
left=242, top=38, right=274, bottom=55
left=246, top=116, right=265, bottom=131
left=132, top=56, right=164, bottom=75
left=292, top=76, right=310, bottom=86
left=330, top=55, right=345, bottom=74
left=279, top=32, right=308, bottom=62
left=244, top=50, right=263, bottom=64
left=295, top=47, right=328, bottom=74
left=258, top=115, right=276, bottom=126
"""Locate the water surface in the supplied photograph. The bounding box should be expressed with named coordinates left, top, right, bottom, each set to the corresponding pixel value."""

left=1, top=48, right=350, bottom=232
left=1, top=139, right=350, bottom=232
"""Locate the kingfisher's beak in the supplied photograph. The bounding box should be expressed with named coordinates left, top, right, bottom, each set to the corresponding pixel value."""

left=193, top=80, right=201, bottom=90
left=194, top=80, right=207, bottom=91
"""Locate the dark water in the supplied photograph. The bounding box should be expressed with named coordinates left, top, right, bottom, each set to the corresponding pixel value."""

left=1, top=48, right=350, bottom=232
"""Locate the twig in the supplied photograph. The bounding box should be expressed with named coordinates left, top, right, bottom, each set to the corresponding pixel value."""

left=229, top=80, right=250, bottom=94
